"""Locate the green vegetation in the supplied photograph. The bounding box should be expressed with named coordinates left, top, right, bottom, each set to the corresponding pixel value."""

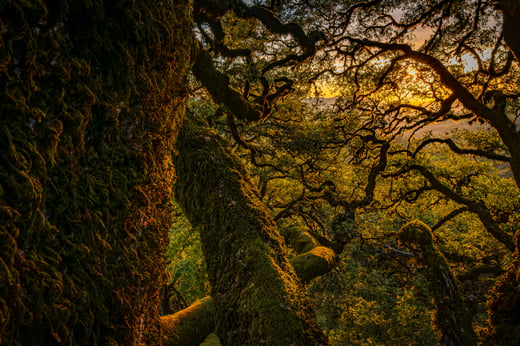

left=3, top=0, right=520, bottom=345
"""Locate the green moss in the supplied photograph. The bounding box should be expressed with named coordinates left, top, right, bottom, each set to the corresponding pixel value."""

left=398, top=221, right=478, bottom=346
left=281, top=225, right=321, bottom=253
left=483, top=233, right=520, bottom=345
left=174, top=115, right=329, bottom=345
left=290, top=246, right=337, bottom=283
left=1, top=1, right=191, bottom=344
left=160, top=297, right=215, bottom=346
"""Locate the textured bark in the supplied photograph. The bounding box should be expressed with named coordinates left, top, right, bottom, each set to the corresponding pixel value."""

left=160, top=297, right=215, bottom=346
left=0, top=1, right=191, bottom=344
left=161, top=225, right=338, bottom=344
left=398, top=221, right=478, bottom=346
left=282, top=226, right=337, bottom=283
left=173, top=115, right=329, bottom=345
left=483, top=233, right=520, bottom=345
left=485, top=3, right=520, bottom=338
left=496, top=0, right=520, bottom=62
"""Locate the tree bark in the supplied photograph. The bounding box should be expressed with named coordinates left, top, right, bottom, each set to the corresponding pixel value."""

left=281, top=225, right=338, bottom=283
left=398, top=221, right=478, bottom=346
left=160, top=224, right=339, bottom=344
left=161, top=297, right=215, bottom=346
left=0, top=1, right=191, bottom=344
left=173, top=114, right=329, bottom=345
left=496, top=0, right=520, bottom=62
left=483, top=234, right=520, bottom=345
left=485, top=3, right=520, bottom=340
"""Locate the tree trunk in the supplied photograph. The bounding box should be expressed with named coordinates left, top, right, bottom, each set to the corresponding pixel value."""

left=485, top=3, right=520, bottom=341
left=398, top=221, right=478, bottom=346
left=173, top=114, right=329, bottom=345
left=0, top=1, right=191, bottom=344
left=483, top=234, right=520, bottom=345
left=160, top=224, right=340, bottom=344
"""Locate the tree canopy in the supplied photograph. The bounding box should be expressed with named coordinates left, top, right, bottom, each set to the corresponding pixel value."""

left=2, top=0, right=520, bottom=345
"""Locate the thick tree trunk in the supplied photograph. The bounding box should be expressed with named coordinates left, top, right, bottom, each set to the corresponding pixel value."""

left=398, top=221, right=478, bottom=346
left=160, top=224, right=339, bottom=344
left=486, top=3, right=520, bottom=341
left=0, top=1, right=190, bottom=344
left=496, top=0, right=520, bottom=62
left=483, top=234, right=520, bottom=345
left=173, top=115, right=329, bottom=345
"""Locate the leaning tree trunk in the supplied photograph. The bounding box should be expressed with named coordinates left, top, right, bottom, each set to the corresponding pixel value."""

left=173, top=114, right=329, bottom=345
left=0, top=1, right=190, bottom=344
left=160, top=222, right=340, bottom=344
left=398, top=221, right=478, bottom=346
left=484, top=3, right=520, bottom=343
left=483, top=232, right=520, bottom=346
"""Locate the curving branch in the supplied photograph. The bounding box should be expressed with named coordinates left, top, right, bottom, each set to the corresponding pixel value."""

left=232, top=1, right=325, bottom=73
left=412, top=138, right=511, bottom=162
left=347, top=37, right=520, bottom=188
left=160, top=297, right=215, bottom=346
left=282, top=225, right=338, bottom=283
left=407, top=164, right=515, bottom=251
left=192, top=0, right=323, bottom=124
left=431, top=207, right=469, bottom=232
left=192, top=43, right=265, bottom=122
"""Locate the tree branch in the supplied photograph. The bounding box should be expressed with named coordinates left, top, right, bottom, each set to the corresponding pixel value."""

left=160, top=297, right=215, bottom=346
left=409, top=164, right=515, bottom=251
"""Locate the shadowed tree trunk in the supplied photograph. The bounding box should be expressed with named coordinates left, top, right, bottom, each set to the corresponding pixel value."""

left=172, top=114, right=329, bottom=345
left=483, top=233, right=520, bottom=345
left=0, top=1, right=190, bottom=344
left=398, top=221, right=478, bottom=346
left=483, top=3, right=520, bottom=342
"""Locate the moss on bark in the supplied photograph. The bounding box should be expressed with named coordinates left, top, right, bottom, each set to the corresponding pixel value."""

left=398, top=221, right=478, bottom=346
left=281, top=225, right=337, bottom=283
left=290, top=246, right=337, bottom=283
left=0, top=1, right=191, bottom=344
left=161, top=297, right=215, bottom=346
left=173, top=115, right=328, bottom=345
left=483, top=232, right=520, bottom=345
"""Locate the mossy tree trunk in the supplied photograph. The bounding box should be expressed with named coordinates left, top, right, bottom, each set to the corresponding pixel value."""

left=0, top=1, right=191, bottom=344
left=173, top=115, right=329, bottom=345
left=159, top=223, right=340, bottom=344
left=483, top=233, right=520, bottom=345
left=398, top=221, right=478, bottom=346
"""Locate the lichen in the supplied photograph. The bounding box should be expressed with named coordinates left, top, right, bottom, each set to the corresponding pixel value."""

left=0, top=1, right=191, bottom=344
